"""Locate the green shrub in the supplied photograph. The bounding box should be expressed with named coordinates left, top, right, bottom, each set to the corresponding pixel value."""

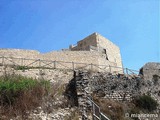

left=14, top=65, right=28, bottom=70
left=0, top=74, right=50, bottom=119
left=135, top=95, right=158, bottom=111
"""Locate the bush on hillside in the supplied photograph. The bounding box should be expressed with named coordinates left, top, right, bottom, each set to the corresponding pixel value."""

left=0, top=74, right=50, bottom=119
left=134, top=95, right=158, bottom=111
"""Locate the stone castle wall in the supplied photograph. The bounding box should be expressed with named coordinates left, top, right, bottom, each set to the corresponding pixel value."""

left=71, top=33, right=97, bottom=51
left=96, top=34, right=122, bottom=68
left=0, top=33, right=123, bottom=73
left=0, top=49, right=121, bottom=72
left=0, top=66, right=73, bottom=84
left=75, top=71, right=160, bottom=104
left=70, top=33, right=123, bottom=69
left=0, top=49, right=40, bottom=59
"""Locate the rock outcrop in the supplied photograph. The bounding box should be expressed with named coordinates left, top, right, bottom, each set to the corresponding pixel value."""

left=140, top=62, right=160, bottom=80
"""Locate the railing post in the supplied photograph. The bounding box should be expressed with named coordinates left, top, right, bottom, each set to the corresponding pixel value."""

left=21, top=58, right=24, bottom=66
left=38, top=59, right=41, bottom=68
left=54, top=61, right=56, bottom=69
left=126, top=68, right=128, bottom=75
left=109, top=65, right=111, bottom=73
left=122, top=67, right=125, bottom=74
left=2, top=56, right=4, bottom=66
left=72, top=62, right=74, bottom=70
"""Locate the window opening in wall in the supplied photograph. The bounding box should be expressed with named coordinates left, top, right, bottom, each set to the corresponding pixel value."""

left=102, top=49, right=109, bottom=60
left=106, top=54, right=108, bottom=60
left=102, top=49, right=107, bottom=54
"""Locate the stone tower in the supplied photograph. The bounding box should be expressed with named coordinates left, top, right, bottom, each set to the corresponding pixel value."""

left=69, top=32, right=122, bottom=69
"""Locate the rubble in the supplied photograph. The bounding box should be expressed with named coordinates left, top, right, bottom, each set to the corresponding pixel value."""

left=63, top=71, right=159, bottom=119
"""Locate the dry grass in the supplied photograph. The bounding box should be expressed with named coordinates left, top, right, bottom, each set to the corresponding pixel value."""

left=93, top=95, right=159, bottom=120
left=93, top=96, right=125, bottom=120
left=0, top=74, right=50, bottom=120
left=64, top=108, right=79, bottom=120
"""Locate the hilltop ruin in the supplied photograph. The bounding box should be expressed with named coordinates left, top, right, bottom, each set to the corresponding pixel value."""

left=0, top=33, right=123, bottom=73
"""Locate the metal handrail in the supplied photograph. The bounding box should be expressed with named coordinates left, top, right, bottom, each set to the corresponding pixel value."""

left=0, top=56, right=139, bottom=75
left=84, top=90, right=110, bottom=120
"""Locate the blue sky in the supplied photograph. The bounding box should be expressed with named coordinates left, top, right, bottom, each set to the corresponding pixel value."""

left=0, top=0, right=159, bottom=70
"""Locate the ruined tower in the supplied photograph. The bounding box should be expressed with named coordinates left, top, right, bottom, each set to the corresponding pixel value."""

left=69, top=32, right=122, bottom=70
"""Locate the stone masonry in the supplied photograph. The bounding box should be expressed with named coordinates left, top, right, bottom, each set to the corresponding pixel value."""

left=64, top=70, right=160, bottom=119
left=70, top=33, right=122, bottom=68
left=0, top=33, right=123, bottom=73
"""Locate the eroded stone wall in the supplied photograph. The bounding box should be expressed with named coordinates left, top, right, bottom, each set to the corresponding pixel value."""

left=69, top=33, right=123, bottom=69
left=70, top=33, right=97, bottom=51
left=0, top=66, right=73, bottom=84
left=75, top=71, right=160, bottom=104
left=41, top=51, right=100, bottom=64
left=0, top=49, right=121, bottom=72
left=96, top=34, right=122, bottom=68
left=0, top=49, right=40, bottom=59
left=0, top=33, right=123, bottom=73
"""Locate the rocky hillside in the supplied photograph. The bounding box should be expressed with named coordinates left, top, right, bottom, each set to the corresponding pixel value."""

left=0, top=65, right=159, bottom=120
left=65, top=71, right=160, bottom=120
left=0, top=66, right=82, bottom=120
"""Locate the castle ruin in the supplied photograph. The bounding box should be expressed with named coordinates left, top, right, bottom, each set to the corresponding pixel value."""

left=0, top=33, right=123, bottom=73
left=69, top=32, right=122, bottom=69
